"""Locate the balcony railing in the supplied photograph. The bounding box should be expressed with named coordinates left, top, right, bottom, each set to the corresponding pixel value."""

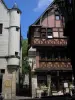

left=38, top=61, right=72, bottom=71
left=39, top=58, right=70, bottom=62
left=32, top=38, right=67, bottom=46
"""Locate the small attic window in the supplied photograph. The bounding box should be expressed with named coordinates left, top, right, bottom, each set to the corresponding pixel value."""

left=17, top=10, right=19, bottom=14
left=16, top=27, right=19, bottom=31
left=15, top=52, right=18, bottom=56
left=55, top=15, right=60, bottom=20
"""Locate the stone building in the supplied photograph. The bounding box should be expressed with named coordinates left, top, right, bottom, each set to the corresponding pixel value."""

left=28, top=1, right=73, bottom=98
left=0, top=0, right=22, bottom=99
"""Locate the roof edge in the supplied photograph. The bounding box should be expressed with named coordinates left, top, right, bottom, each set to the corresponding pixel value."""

left=1, top=0, right=8, bottom=9
left=32, top=1, right=55, bottom=26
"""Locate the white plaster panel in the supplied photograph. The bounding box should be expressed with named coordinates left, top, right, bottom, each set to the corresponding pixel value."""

left=0, top=1, right=9, bottom=56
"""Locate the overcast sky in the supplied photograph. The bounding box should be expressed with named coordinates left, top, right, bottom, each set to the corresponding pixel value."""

left=4, top=0, right=53, bottom=39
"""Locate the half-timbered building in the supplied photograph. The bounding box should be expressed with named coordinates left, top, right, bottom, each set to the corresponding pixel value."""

left=28, top=1, right=73, bottom=98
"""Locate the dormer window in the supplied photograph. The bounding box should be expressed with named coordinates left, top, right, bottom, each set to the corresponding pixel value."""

left=55, top=9, right=60, bottom=20
left=55, top=15, right=60, bottom=20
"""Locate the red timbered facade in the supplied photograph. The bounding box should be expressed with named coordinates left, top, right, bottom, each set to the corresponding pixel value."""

left=28, top=1, right=73, bottom=97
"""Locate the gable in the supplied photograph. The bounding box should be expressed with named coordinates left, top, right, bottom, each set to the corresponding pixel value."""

left=0, top=0, right=8, bottom=9
left=0, top=0, right=9, bottom=21
left=33, top=1, right=55, bottom=25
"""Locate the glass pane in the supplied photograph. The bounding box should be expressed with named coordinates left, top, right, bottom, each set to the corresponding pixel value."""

left=40, top=52, right=46, bottom=59
left=53, top=32, right=59, bottom=37
left=0, top=24, right=3, bottom=34
left=34, top=32, right=40, bottom=37
left=37, top=75, right=47, bottom=86
left=47, top=28, right=52, bottom=33
left=47, top=36, right=52, bottom=38
left=55, top=15, right=60, bottom=20
left=59, top=32, right=64, bottom=37
left=47, top=28, right=53, bottom=38
left=47, top=52, right=52, bottom=59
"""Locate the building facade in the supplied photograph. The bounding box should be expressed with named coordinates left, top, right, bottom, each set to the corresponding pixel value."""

left=28, top=1, right=73, bottom=98
left=0, top=0, right=22, bottom=99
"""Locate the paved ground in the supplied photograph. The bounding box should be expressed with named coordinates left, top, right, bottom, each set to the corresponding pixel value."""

left=4, top=95, right=75, bottom=100
left=16, top=96, right=32, bottom=99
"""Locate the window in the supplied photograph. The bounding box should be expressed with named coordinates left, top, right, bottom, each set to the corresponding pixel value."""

left=59, top=32, right=64, bottom=38
left=17, top=10, right=19, bottom=14
left=55, top=15, right=60, bottom=20
left=47, top=52, right=52, bottom=60
left=40, top=52, right=46, bottom=60
left=34, top=27, right=40, bottom=37
left=51, top=77, right=58, bottom=91
left=54, top=51, right=58, bottom=59
left=1, top=69, right=5, bottom=74
left=16, top=27, right=19, bottom=31
left=41, top=33, right=46, bottom=38
left=0, top=24, right=3, bottom=34
left=15, top=52, right=18, bottom=56
left=53, top=32, right=59, bottom=37
left=47, top=28, right=52, bottom=38
left=41, top=28, right=46, bottom=38
left=34, top=32, right=40, bottom=37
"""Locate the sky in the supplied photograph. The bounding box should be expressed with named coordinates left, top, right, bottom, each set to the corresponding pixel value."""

left=4, top=0, right=53, bottom=39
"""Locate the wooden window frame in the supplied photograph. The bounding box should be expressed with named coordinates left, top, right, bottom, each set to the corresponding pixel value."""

left=41, top=28, right=46, bottom=38
left=34, top=27, right=41, bottom=38
left=47, top=28, right=53, bottom=38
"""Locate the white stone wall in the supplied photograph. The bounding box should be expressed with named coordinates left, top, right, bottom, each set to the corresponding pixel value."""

left=8, top=28, right=20, bottom=55
left=10, top=10, right=20, bottom=27
left=8, top=8, right=21, bottom=66
left=0, top=1, right=9, bottom=56
left=0, top=0, right=21, bottom=99
left=0, top=59, right=7, bottom=69
left=32, top=75, right=37, bottom=98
